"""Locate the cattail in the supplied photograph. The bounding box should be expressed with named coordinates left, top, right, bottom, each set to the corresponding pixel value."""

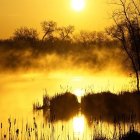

left=33, top=117, right=35, bottom=122
left=8, top=118, right=10, bottom=123
left=62, top=124, right=64, bottom=131
left=34, top=122, right=37, bottom=129
left=16, top=129, right=19, bottom=136
left=14, top=119, right=16, bottom=125
left=4, top=134, right=6, bottom=138
left=1, top=123, right=2, bottom=129
left=8, top=118, right=11, bottom=130
left=28, top=130, right=31, bottom=137
left=57, top=135, right=60, bottom=140
left=67, top=135, right=70, bottom=140
left=26, top=124, right=28, bottom=132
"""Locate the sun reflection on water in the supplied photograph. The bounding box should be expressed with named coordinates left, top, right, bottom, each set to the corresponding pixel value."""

left=73, top=115, right=85, bottom=139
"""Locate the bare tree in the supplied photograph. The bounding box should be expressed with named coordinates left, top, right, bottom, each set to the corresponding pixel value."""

left=13, top=27, right=38, bottom=42
left=76, top=31, right=107, bottom=47
left=107, top=0, right=140, bottom=92
left=41, top=20, right=57, bottom=42
left=76, top=31, right=96, bottom=47
left=57, top=25, right=74, bottom=41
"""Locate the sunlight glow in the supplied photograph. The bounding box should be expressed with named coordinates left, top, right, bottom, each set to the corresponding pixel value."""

left=73, top=115, right=84, bottom=134
left=71, top=0, right=85, bottom=11
left=48, top=71, right=132, bottom=93
left=73, top=89, right=84, bottom=97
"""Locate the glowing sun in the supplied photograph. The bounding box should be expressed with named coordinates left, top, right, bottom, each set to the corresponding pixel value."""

left=71, top=0, right=85, bottom=12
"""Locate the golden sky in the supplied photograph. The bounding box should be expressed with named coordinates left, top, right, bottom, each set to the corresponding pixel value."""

left=0, top=0, right=113, bottom=39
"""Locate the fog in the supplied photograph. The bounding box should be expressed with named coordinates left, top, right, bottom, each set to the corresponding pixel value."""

left=0, top=40, right=134, bottom=93
left=0, top=41, right=130, bottom=74
left=0, top=40, right=135, bottom=121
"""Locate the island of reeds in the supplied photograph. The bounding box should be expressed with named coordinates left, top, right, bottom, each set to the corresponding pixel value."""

left=33, top=91, right=140, bottom=122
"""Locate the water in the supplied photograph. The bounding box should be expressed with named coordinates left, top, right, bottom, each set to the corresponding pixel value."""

left=1, top=113, right=140, bottom=140
left=0, top=71, right=136, bottom=139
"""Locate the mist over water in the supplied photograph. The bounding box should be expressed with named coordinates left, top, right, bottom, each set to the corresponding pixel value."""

left=0, top=40, right=135, bottom=120
left=0, top=39, right=138, bottom=140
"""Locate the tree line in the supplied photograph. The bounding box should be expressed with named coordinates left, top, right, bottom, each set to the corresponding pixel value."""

left=0, top=21, right=116, bottom=48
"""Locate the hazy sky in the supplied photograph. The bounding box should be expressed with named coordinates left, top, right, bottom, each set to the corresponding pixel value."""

left=0, top=0, right=113, bottom=39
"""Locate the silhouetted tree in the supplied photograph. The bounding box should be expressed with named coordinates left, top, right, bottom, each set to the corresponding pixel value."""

left=96, top=31, right=107, bottom=44
left=75, top=31, right=109, bottom=47
left=79, top=31, right=90, bottom=46
left=76, top=31, right=95, bottom=47
left=41, top=20, right=57, bottom=43
left=13, top=27, right=38, bottom=43
left=107, top=0, right=140, bottom=92
left=57, top=25, right=74, bottom=41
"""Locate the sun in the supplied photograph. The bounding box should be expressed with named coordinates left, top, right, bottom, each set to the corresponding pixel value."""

left=71, top=0, right=85, bottom=12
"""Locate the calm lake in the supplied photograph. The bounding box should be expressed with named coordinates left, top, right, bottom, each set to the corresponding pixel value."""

left=0, top=71, right=137, bottom=139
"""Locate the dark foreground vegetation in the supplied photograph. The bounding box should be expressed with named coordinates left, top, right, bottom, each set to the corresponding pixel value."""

left=33, top=92, right=79, bottom=121
left=120, top=129, right=140, bottom=140
left=34, top=91, right=140, bottom=123
left=32, top=91, right=140, bottom=139
left=47, top=92, right=79, bottom=121
left=81, top=91, right=140, bottom=122
left=1, top=116, right=140, bottom=140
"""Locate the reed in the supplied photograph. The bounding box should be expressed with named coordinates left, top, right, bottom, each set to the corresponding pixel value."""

left=0, top=116, right=140, bottom=140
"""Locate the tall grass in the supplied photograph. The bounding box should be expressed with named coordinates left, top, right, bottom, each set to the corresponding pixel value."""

left=81, top=91, right=140, bottom=122
left=35, top=91, right=140, bottom=122
left=0, top=116, right=140, bottom=140
left=30, top=91, right=140, bottom=139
